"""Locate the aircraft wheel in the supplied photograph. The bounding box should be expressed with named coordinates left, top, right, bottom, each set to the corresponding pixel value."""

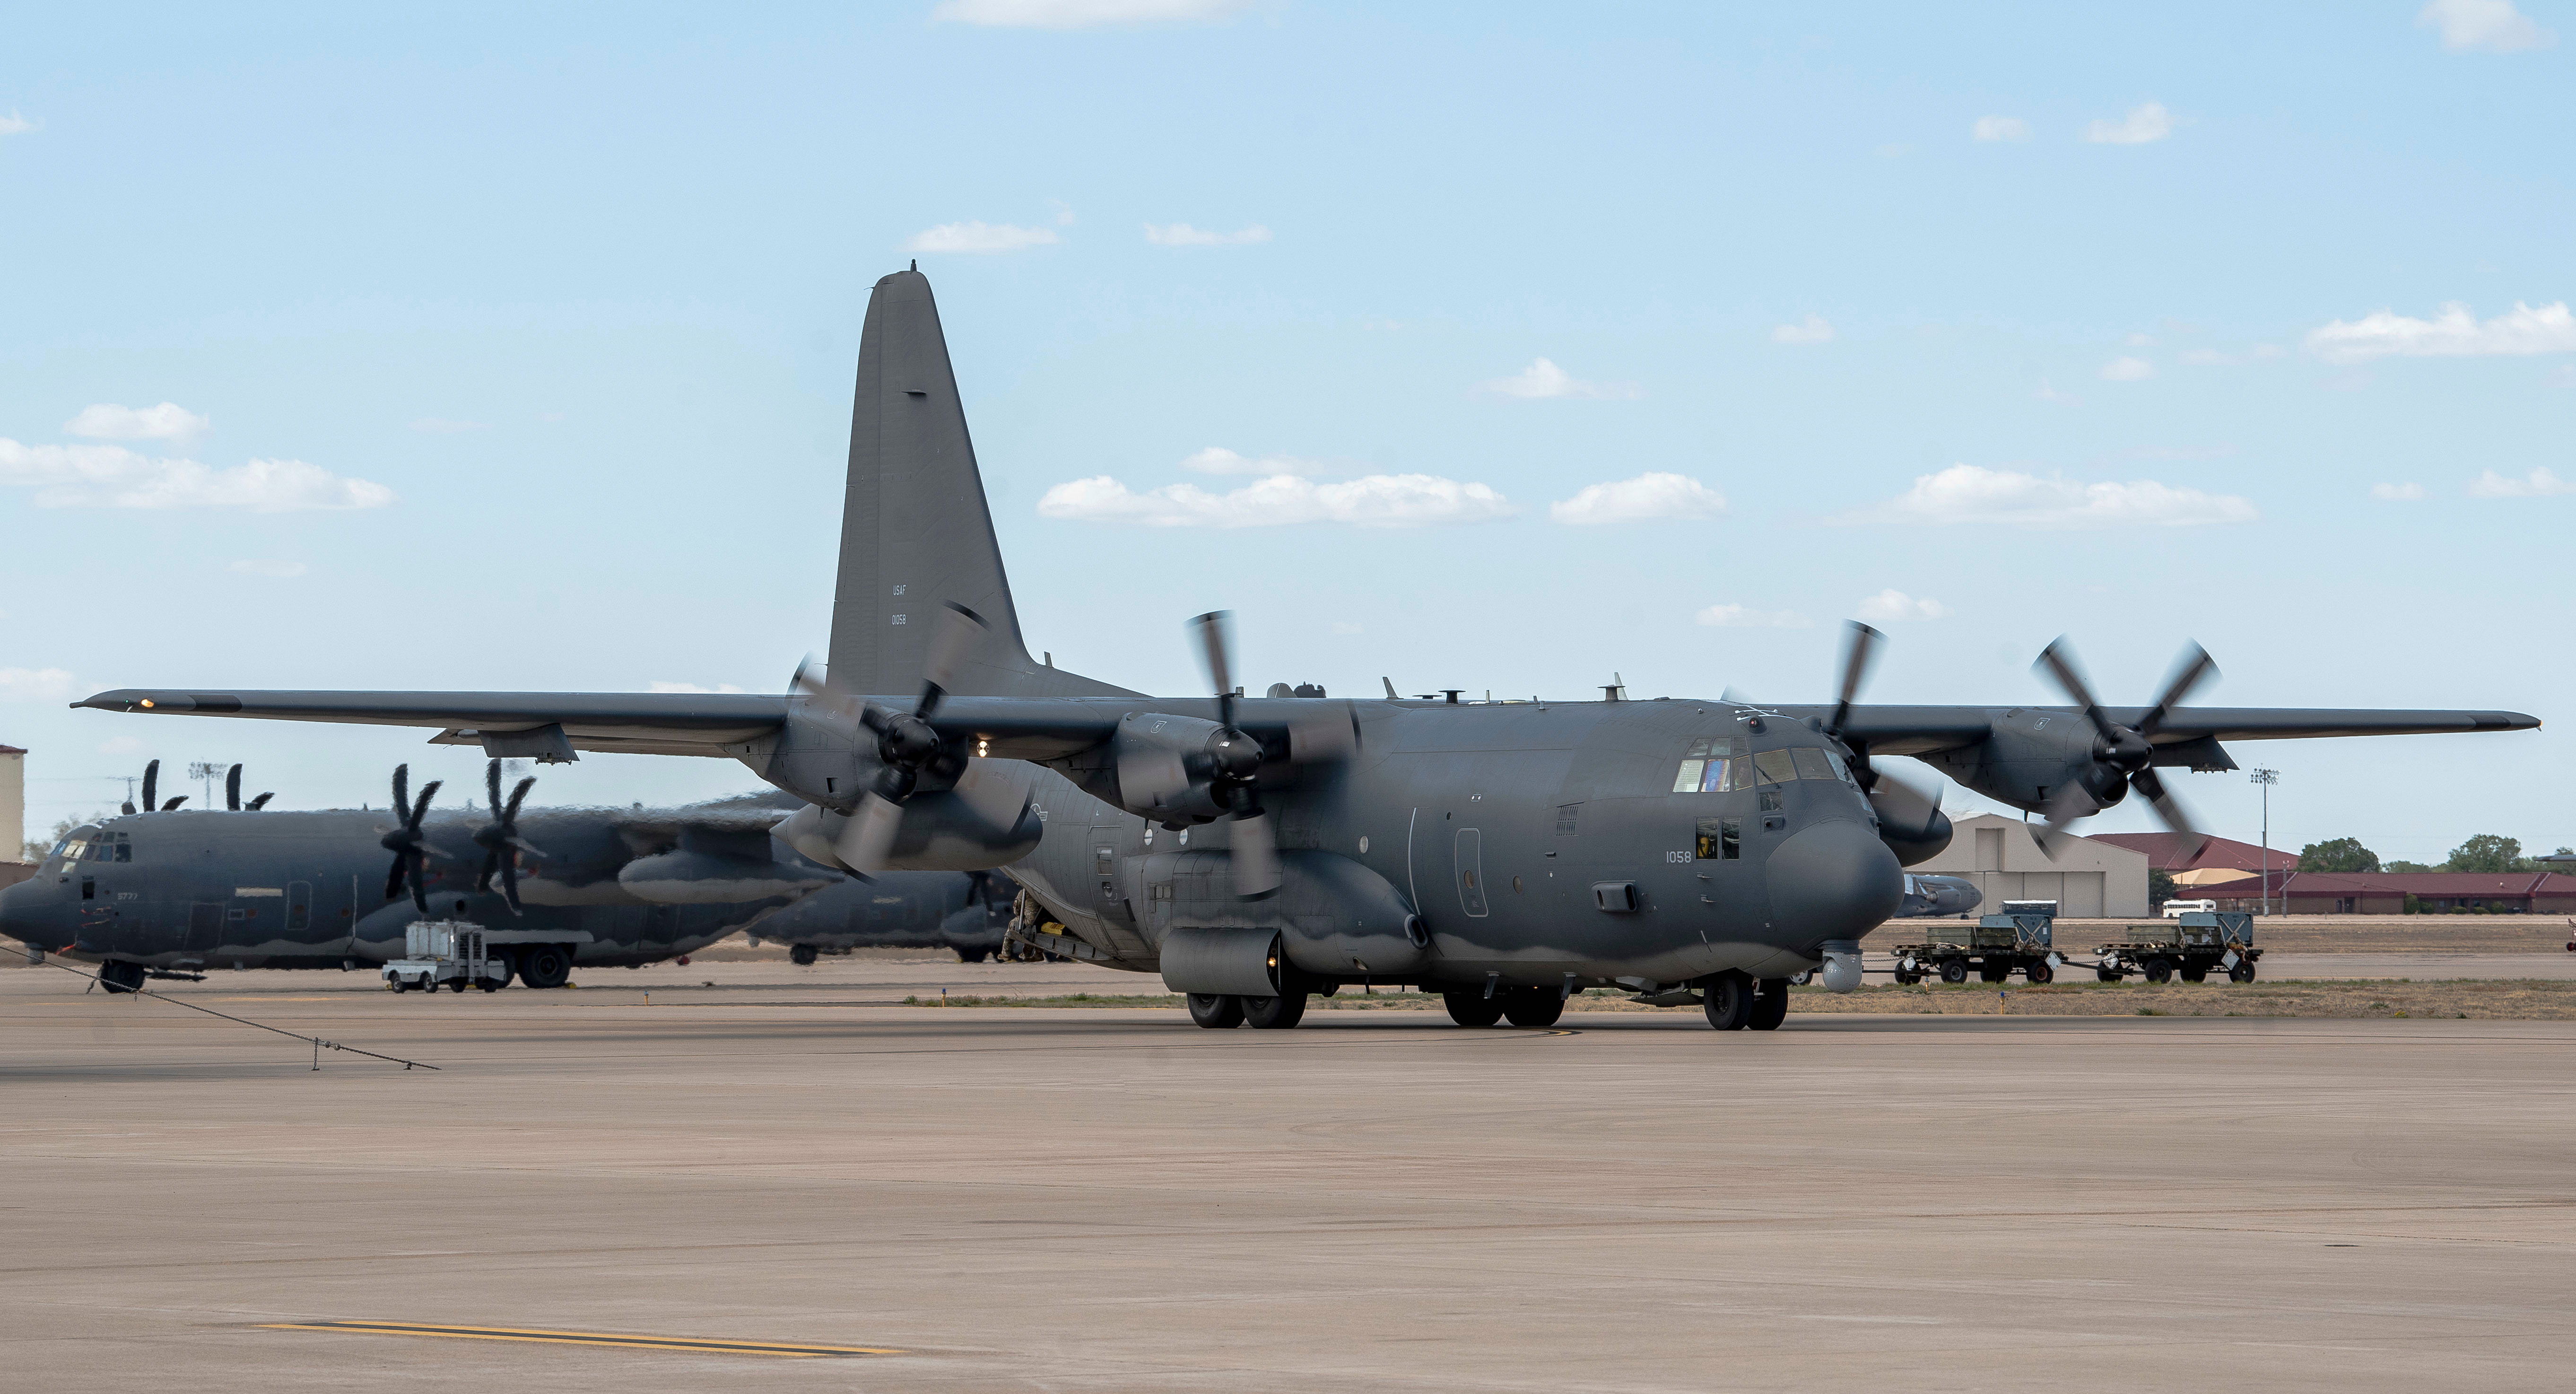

left=1186, top=993, right=1244, bottom=1029
left=1893, top=970, right=1921, bottom=985
left=955, top=947, right=990, bottom=963
left=2096, top=968, right=2123, bottom=983
left=1703, top=972, right=1755, bottom=1030
left=1241, top=993, right=1307, bottom=1029
left=2228, top=961, right=2257, bottom=984
left=2024, top=962, right=2054, bottom=985
left=1443, top=990, right=1505, bottom=1027
left=789, top=944, right=818, bottom=966
left=1938, top=959, right=1970, bottom=985
left=1747, top=979, right=1790, bottom=1031
left=516, top=945, right=573, bottom=990
left=1978, top=962, right=2011, bottom=984
left=98, top=961, right=147, bottom=994
left=2142, top=958, right=2175, bottom=984
left=1500, top=988, right=1564, bottom=1028
left=2179, top=966, right=2208, bottom=984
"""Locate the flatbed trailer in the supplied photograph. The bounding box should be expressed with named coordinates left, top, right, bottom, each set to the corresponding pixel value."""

left=2096, top=911, right=2262, bottom=984
left=1889, top=911, right=2064, bottom=985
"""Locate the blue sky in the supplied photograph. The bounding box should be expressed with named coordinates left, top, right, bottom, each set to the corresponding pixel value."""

left=3, top=1, right=2570, bottom=863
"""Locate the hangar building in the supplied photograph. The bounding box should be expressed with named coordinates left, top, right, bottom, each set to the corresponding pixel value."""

left=1905, top=812, right=2151, bottom=918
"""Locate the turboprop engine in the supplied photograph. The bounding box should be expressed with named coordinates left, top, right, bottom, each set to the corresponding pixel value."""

left=1149, top=849, right=1432, bottom=997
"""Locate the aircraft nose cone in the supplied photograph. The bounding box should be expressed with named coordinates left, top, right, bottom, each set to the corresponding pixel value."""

left=1766, top=818, right=1904, bottom=949
left=0, top=882, right=53, bottom=950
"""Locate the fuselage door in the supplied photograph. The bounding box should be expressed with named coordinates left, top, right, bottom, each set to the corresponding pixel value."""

left=185, top=902, right=222, bottom=953
left=1454, top=828, right=1489, bottom=917
left=287, top=882, right=313, bottom=936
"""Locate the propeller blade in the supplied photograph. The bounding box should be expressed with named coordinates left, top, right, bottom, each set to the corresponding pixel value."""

left=918, top=603, right=987, bottom=714
left=248, top=792, right=274, bottom=810
left=2034, top=782, right=2101, bottom=861
left=838, top=792, right=906, bottom=873
left=391, top=764, right=410, bottom=821
left=477, top=848, right=501, bottom=893
left=2136, top=642, right=2219, bottom=737
left=1829, top=621, right=1884, bottom=735
left=406, top=850, right=431, bottom=915
left=503, top=776, right=535, bottom=822
left=2032, top=638, right=2115, bottom=737
left=160, top=796, right=187, bottom=811
left=486, top=759, right=504, bottom=816
left=384, top=856, right=408, bottom=900
left=1189, top=610, right=1239, bottom=727
left=1229, top=808, right=1281, bottom=899
left=141, top=759, right=159, bottom=815
left=2128, top=767, right=2209, bottom=862
left=499, top=850, right=522, bottom=915
left=1865, top=767, right=1944, bottom=842
left=409, top=779, right=441, bottom=830
left=225, top=764, right=242, bottom=811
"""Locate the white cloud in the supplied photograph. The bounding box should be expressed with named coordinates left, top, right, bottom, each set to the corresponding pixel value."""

left=648, top=680, right=748, bottom=694
left=1972, top=115, right=2030, bottom=142
left=1038, top=473, right=1514, bottom=528
left=1144, top=223, right=1271, bottom=246
left=1477, top=358, right=1642, bottom=401
left=1864, top=463, right=2258, bottom=529
left=0, top=667, right=77, bottom=701
left=1180, top=447, right=1320, bottom=476
left=2371, top=482, right=2428, bottom=501
left=409, top=417, right=486, bottom=434
left=1854, top=590, right=1949, bottom=623
left=1328, top=621, right=1364, bottom=636
left=0, top=440, right=396, bottom=511
left=2085, top=101, right=2174, bottom=145
left=931, top=0, right=1245, bottom=26
left=2305, top=301, right=2576, bottom=364
left=2469, top=467, right=2576, bottom=498
left=2100, top=356, right=2156, bottom=381
left=2419, top=0, right=2556, bottom=52
left=1549, top=472, right=1727, bottom=525
left=1695, top=603, right=1810, bottom=629
left=903, top=221, right=1060, bottom=254
left=0, top=112, right=32, bottom=136
left=2034, top=379, right=2081, bottom=405
left=2177, top=348, right=2235, bottom=366
left=63, top=402, right=210, bottom=445
left=227, top=559, right=308, bottom=578
left=2123, top=332, right=2155, bottom=347
left=1771, top=314, right=1836, bottom=346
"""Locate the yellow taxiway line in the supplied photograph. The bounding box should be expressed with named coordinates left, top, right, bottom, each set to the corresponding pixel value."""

left=256, top=1319, right=903, bottom=1358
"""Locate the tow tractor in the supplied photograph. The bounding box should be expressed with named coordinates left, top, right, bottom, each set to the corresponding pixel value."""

left=2094, top=911, right=2261, bottom=984
left=1889, top=902, right=2065, bottom=984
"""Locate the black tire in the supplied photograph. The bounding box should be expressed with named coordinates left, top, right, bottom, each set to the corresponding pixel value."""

left=2228, top=961, right=2257, bottom=984
left=789, top=943, right=818, bottom=966
left=2180, top=967, right=2208, bottom=984
left=1444, top=990, right=1506, bottom=1027
left=1939, top=959, right=1970, bottom=985
left=1241, top=993, right=1307, bottom=1029
left=516, top=944, right=573, bottom=990
left=2097, top=968, right=2123, bottom=983
left=1747, top=979, right=1790, bottom=1031
left=1703, top=972, right=1755, bottom=1030
left=955, top=947, right=990, bottom=963
left=1978, top=961, right=2011, bottom=984
left=1186, top=993, right=1244, bottom=1028
left=1500, top=989, right=1564, bottom=1028
left=477, top=978, right=500, bottom=993
left=2142, top=958, right=2175, bottom=985
left=2024, top=962, right=2054, bottom=985
left=1893, top=970, right=1921, bottom=985
left=98, top=960, right=147, bottom=994
left=447, top=978, right=468, bottom=993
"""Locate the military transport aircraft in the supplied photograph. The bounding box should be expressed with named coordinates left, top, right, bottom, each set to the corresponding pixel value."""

left=749, top=869, right=1014, bottom=964
left=0, top=758, right=996, bottom=992
left=74, top=268, right=2540, bottom=1032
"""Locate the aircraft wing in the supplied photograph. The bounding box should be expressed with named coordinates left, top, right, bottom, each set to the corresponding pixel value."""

left=1803, top=704, right=2538, bottom=756
left=73, top=689, right=791, bottom=758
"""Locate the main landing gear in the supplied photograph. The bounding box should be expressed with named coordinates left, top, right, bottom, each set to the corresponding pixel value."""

left=789, top=943, right=819, bottom=966
left=1186, top=992, right=1305, bottom=1029
left=1440, top=985, right=1565, bottom=1028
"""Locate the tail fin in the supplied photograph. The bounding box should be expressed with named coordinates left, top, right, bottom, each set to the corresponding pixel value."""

left=825, top=269, right=1136, bottom=701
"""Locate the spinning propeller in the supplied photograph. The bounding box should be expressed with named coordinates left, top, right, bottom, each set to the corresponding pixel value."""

left=2030, top=637, right=2216, bottom=860
left=379, top=764, right=445, bottom=914
left=472, top=759, right=547, bottom=914
left=792, top=601, right=987, bottom=873
left=222, top=763, right=275, bottom=811
left=1187, top=610, right=1281, bottom=899
left=120, top=758, right=189, bottom=814
left=1819, top=622, right=1951, bottom=854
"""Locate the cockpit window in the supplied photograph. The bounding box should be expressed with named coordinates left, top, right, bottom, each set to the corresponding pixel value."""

left=55, top=838, right=89, bottom=867
left=1790, top=748, right=1839, bottom=783
left=1752, top=749, right=1798, bottom=785
left=1670, top=737, right=1747, bottom=794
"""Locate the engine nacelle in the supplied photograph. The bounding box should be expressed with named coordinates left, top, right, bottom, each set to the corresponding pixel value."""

left=617, top=850, right=836, bottom=904
left=1143, top=848, right=1431, bottom=986
left=1917, top=710, right=2113, bottom=815
left=1109, top=713, right=1233, bottom=824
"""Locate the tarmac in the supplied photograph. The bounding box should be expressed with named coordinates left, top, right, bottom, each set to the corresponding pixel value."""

left=4, top=958, right=2573, bottom=1392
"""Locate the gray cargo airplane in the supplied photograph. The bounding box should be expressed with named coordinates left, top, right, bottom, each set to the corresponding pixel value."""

left=0, top=758, right=992, bottom=991
left=75, top=268, right=2539, bottom=1032
left=749, top=869, right=1013, bottom=964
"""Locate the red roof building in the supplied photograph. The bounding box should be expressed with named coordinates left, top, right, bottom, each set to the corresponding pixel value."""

left=2089, top=831, right=2298, bottom=876
left=2188, top=870, right=2576, bottom=915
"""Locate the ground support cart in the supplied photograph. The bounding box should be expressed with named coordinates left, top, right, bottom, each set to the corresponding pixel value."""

left=1889, top=911, right=2064, bottom=985
left=383, top=920, right=509, bottom=993
left=2095, top=911, right=2261, bottom=984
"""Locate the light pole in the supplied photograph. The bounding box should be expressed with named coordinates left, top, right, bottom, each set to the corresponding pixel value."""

left=2250, top=768, right=2280, bottom=915
left=187, top=761, right=226, bottom=810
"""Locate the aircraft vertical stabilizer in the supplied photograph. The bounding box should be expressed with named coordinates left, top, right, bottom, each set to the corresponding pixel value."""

left=826, top=269, right=1136, bottom=701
